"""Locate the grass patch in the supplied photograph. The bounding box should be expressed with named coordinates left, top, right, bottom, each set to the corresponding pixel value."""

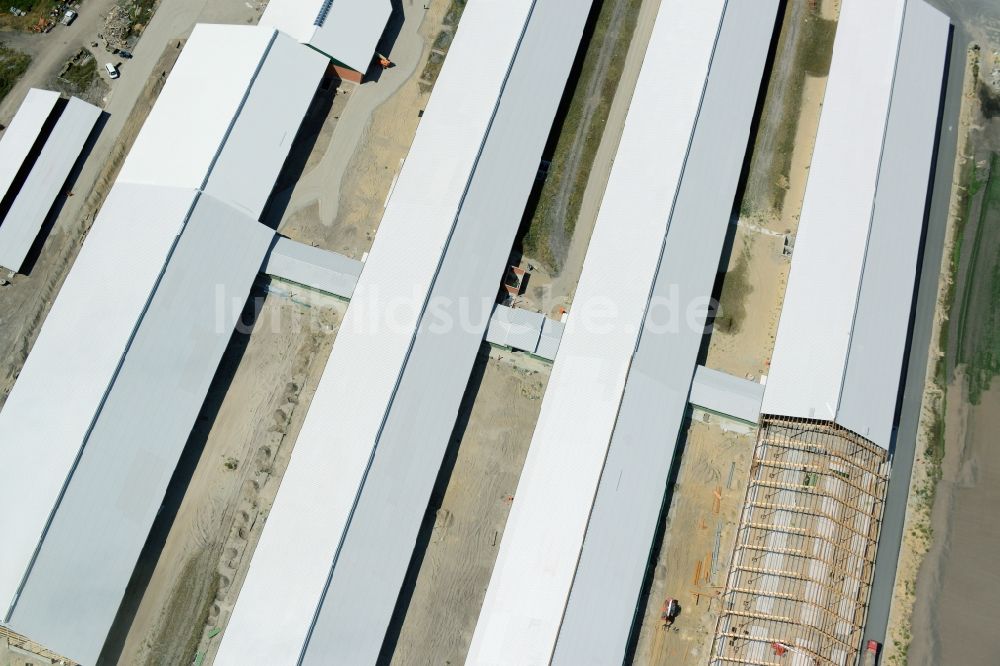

left=147, top=549, right=221, bottom=666
left=58, top=51, right=99, bottom=94
left=522, top=0, right=642, bottom=273
left=743, top=6, right=838, bottom=215
left=768, top=11, right=837, bottom=212
left=956, top=152, right=1000, bottom=404
left=442, top=0, right=466, bottom=27
left=418, top=0, right=467, bottom=92
left=0, top=44, right=30, bottom=103
left=714, top=240, right=752, bottom=335
left=0, top=0, right=58, bottom=31
left=979, top=81, right=1000, bottom=119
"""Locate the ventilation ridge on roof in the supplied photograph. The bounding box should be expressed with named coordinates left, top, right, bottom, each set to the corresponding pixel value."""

left=313, top=0, right=333, bottom=27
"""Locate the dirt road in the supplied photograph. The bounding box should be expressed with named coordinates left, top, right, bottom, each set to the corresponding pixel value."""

left=522, top=0, right=661, bottom=316
left=112, top=289, right=342, bottom=666
left=274, top=0, right=450, bottom=259
left=383, top=350, right=549, bottom=666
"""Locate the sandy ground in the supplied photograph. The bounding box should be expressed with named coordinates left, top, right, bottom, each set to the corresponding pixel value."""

left=109, top=288, right=343, bottom=666
left=382, top=349, right=549, bottom=666
left=907, top=379, right=1000, bottom=666
left=630, top=418, right=753, bottom=666
left=519, top=0, right=662, bottom=317
left=880, top=33, right=1000, bottom=663
left=274, top=0, right=450, bottom=259
left=705, top=73, right=828, bottom=379
left=705, top=226, right=788, bottom=382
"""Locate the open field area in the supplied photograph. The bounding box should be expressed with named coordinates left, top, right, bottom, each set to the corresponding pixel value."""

left=740, top=0, right=837, bottom=217
left=0, top=44, right=30, bottom=102
left=520, top=0, right=641, bottom=275
left=517, top=0, right=662, bottom=318
left=113, top=288, right=342, bottom=666
left=384, top=350, right=549, bottom=665
left=895, top=25, right=1000, bottom=663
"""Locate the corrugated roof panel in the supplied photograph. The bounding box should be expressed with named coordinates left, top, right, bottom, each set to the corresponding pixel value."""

left=204, top=30, right=327, bottom=218
left=551, top=2, right=778, bottom=660
left=688, top=366, right=766, bottom=424
left=534, top=317, right=564, bottom=361
left=116, top=24, right=276, bottom=193
left=6, top=195, right=274, bottom=665
left=0, top=183, right=197, bottom=617
left=760, top=0, right=907, bottom=422
left=467, top=1, right=729, bottom=662
left=0, top=97, right=101, bottom=272
left=260, top=0, right=392, bottom=73
left=486, top=304, right=544, bottom=351
left=836, top=0, right=949, bottom=447
left=263, top=236, right=363, bottom=298
left=310, top=0, right=392, bottom=72
left=214, top=1, right=539, bottom=663
left=297, top=2, right=591, bottom=659
left=0, top=89, right=60, bottom=204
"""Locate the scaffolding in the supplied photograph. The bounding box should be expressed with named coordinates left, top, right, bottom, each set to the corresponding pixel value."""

left=710, top=416, right=889, bottom=666
left=1, top=626, right=77, bottom=664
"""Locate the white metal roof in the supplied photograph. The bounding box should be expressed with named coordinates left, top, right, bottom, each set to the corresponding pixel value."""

left=0, top=183, right=197, bottom=619
left=260, top=0, right=392, bottom=72
left=761, top=0, right=948, bottom=449
left=467, top=1, right=728, bottom=662
left=4, top=195, right=274, bottom=666
left=689, top=366, right=766, bottom=424
left=204, top=30, right=328, bottom=217
left=215, top=1, right=539, bottom=663
left=760, top=0, right=907, bottom=425
left=836, top=0, right=949, bottom=446
left=535, top=317, right=564, bottom=361
left=0, top=23, right=324, bottom=642
left=0, top=89, right=59, bottom=205
left=486, top=304, right=545, bottom=352
left=0, top=97, right=101, bottom=272
left=538, top=2, right=778, bottom=661
left=263, top=236, right=363, bottom=298
left=117, top=25, right=326, bottom=218
left=296, top=3, right=593, bottom=660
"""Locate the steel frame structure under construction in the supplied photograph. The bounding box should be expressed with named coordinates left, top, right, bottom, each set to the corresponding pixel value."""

left=711, top=416, right=889, bottom=665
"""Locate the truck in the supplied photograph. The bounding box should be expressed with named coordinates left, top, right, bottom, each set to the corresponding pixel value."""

left=863, top=639, right=880, bottom=666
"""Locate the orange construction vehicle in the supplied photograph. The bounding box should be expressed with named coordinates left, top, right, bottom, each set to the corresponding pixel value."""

left=660, top=598, right=679, bottom=627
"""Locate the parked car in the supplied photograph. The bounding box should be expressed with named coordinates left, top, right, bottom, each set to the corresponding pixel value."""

left=119, top=50, right=133, bottom=59
left=61, top=9, right=77, bottom=25
left=105, top=62, right=119, bottom=79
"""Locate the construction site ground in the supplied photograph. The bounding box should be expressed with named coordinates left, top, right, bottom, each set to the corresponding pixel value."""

left=630, top=417, right=753, bottom=666
left=383, top=349, right=550, bottom=666
left=630, top=3, right=842, bottom=664
left=110, top=287, right=343, bottom=666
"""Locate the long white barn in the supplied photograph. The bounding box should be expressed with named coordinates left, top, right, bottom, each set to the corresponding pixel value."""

left=467, top=1, right=735, bottom=662
left=0, top=24, right=326, bottom=664
left=761, top=0, right=950, bottom=449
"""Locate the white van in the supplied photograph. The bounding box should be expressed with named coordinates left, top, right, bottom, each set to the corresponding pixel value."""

left=105, top=63, right=119, bottom=79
